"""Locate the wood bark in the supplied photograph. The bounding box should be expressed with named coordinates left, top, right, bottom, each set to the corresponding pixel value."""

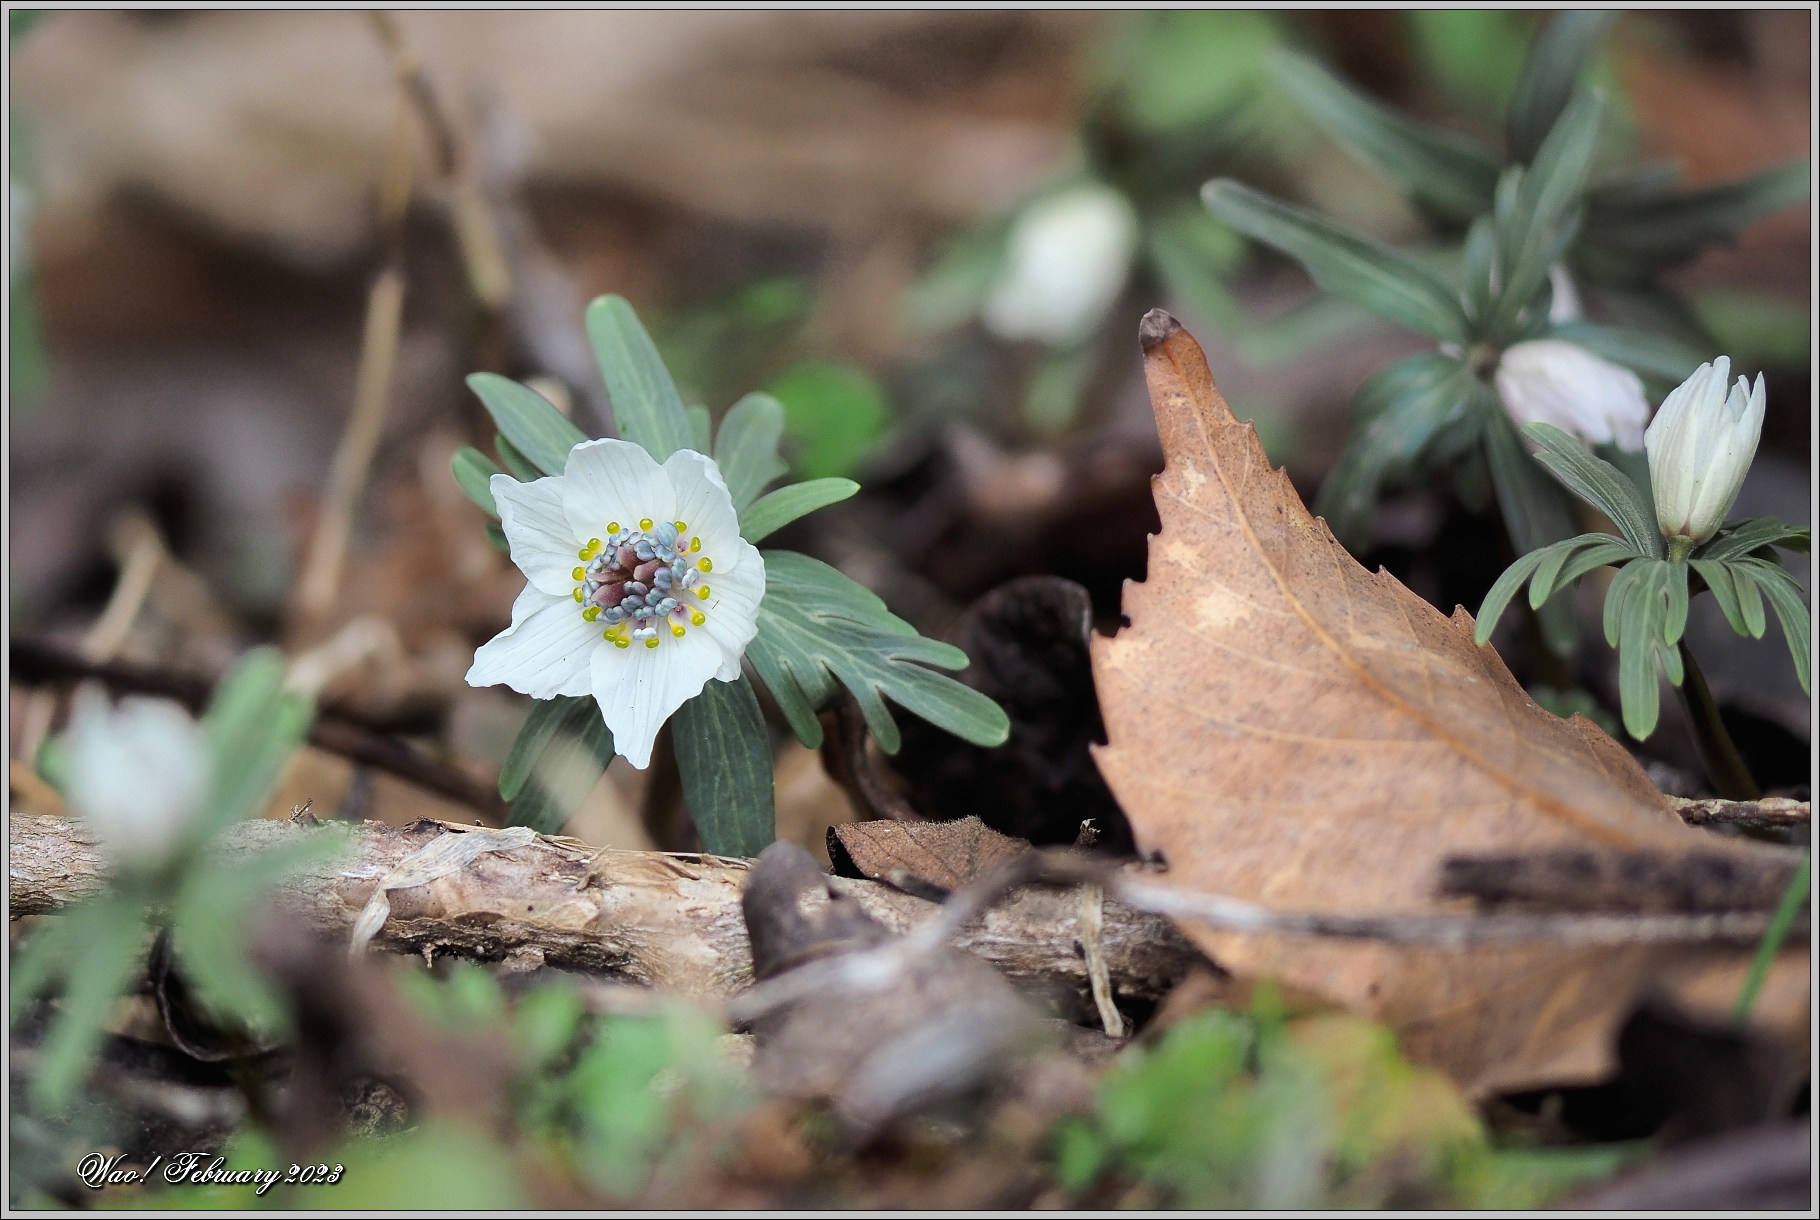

left=8, top=812, right=1202, bottom=1004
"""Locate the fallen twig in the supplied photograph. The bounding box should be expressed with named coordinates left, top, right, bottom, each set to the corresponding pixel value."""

left=8, top=813, right=1198, bottom=1005
left=1673, top=796, right=1810, bottom=833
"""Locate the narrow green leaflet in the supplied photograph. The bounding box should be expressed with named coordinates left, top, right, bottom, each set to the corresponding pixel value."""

left=494, top=434, right=542, bottom=482
left=1614, top=559, right=1667, bottom=739
left=1314, top=353, right=1474, bottom=551
left=1268, top=50, right=1498, bottom=223
left=747, top=551, right=1009, bottom=753
left=739, top=478, right=860, bottom=544
left=1505, top=10, right=1617, bottom=165
left=1461, top=216, right=1498, bottom=325
left=1547, top=321, right=1705, bottom=385
left=585, top=295, right=694, bottom=462
left=1490, top=88, right=1604, bottom=337
left=29, top=894, right=146, bottom=1107
left=1203, top=179, right=1469, bottom=344
left=686, top=405, right=713, bottom=454
left=452, top=446, right=503, bottom=518
left=1583, top=160, right=1811, bottom=277
left=671, top=675, right=775, bottom=858
left=202, top=649, right=313, bottom=836
left=1474, top=546, right=1553, bottom=646
left=1691, top=558, right=1763, bottom=639
left=485, top=521, right=509, bottom=553
left=468, top=373, right=587, bottom=477
left=1521, top=422, right=1662, bottom=557
left=173, top=833, right=348, bottom=1032
left=504, top=699, right=617, bottom=835
left=1734, top=558, right=1811, bottom=695
left=1697, top=517, right=1811, bottom=562
left=713, top=392, right=790, bottom=513
left=499, top=697, right=596, bottom=802
left=1483, top=406, right=1579, bottom=653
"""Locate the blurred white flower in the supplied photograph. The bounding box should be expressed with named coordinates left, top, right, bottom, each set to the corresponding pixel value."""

left=466, top=438, right=762, bottom=769
left=65, top=685, right=213, bottom=869
left=1493, top=339, right=1649, bottom=450
left=981, top=182, right=1139, bottom=347
left=1645, top=356, right=1765, bottom=549
left=1546, top=263, right=1581, bottom=323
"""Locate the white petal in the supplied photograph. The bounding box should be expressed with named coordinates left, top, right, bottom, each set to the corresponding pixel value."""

left=691, top=544, right=765, bottom=680
left=561, top=438, right=674, bottom=542
left=1495, top=340, right=1646, bottom=447
left=493, top=473, right=580, bottom=597
left=589, top=633, right=724, bottom=769
left=466, top=585, right=599, bottom=699
left=664, top=449, right=747, bottom=573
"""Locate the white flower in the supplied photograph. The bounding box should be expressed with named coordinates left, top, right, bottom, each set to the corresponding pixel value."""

left=981, top=182, right=1139, bottom=347
left=1546, top=263, right=1581, bottom=324
left=466, top=439, right=763, bottom=769
left=1645, top=356, right=1765, bottom=548
left=64, top=685, right=214, bottom=869
left=1493, top=339, right=1650, bottom=450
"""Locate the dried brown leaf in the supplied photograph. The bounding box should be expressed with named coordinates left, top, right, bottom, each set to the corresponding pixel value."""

left=1090, top=312, right=1806, bottom=1095
left=829, top=816, right=1032, bottom=893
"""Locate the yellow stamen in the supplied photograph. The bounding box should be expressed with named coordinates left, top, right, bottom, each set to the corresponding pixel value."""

left=697, top=586, right=710, bottom=599
left=691, top=611, right=705, bottom=626
left=615, top=636, right=630, bottom=649
left=578, top=547, right=594, bottom=560
left=698, top=557, right=713, bottom=573
left=607, top=521, right=620, bottom=535
left=674, top=521, right=687, bottom=531
left=573, top=588, right=585, bottom=602
left=644, top=637, right=659, bottom=649
left=639, top=517, right=653, bottom=530
left=690, top=537, right=701, bottom=552
left=572, top=566, right=586, bottom=581
left=588, top=538, right=602, bottom=551
left=672, top=624, right=686, bottom=638
left=582, top=607, right=600, bottom=621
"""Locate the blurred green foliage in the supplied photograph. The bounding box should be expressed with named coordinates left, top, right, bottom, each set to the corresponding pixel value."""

left=765, top=360, right=891, bottom=480
left=1052, top=1002, right=1638, bottom=1209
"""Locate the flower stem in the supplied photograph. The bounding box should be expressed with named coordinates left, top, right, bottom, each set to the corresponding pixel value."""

left=1733, top=851, right=1809, bottom=1026
left=1675, top=641, right=1759, bottom=800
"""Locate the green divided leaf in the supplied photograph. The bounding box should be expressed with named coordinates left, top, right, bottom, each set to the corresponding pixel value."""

left=671, top=675, right=775, bottom=858
left=586, top=295, right=695, bottom=462
left=739, top=478, right=860, bottom=544
left=1691, top=559, right=1762, bottom=639
left=1314, top=353, right=1476, bottom=551
left=468, top=373, right=587, bottom=477
left=713, top=392, right=790, bottom=513
left=1474, top=534, right=1634, bottom=646
left=1203, top=179, right=1470, bottom=344
left=1269, top=50, right=1498, bottom=224
left=747, top=551, right=1009, bottom=753
left=686, top=405, right=713, bottom=454
left=1520, top=422, right=1662, bottom=557
left=1506, top=11, right=1617, bottom=165
left=452, top=446, right=503, bottom=518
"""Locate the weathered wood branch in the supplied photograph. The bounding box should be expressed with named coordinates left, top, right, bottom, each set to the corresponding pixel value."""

left=8, top=813, right=1202, bottom=1004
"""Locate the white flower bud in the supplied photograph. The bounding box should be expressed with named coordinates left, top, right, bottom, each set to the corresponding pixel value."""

left=1645, top=356, right=1765, bottom=548
left=1493, top=339, right=1650, bottom=450
left=981, top=182, right=1138, bottom=347
left=64, top=685, right=213, bottom=869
